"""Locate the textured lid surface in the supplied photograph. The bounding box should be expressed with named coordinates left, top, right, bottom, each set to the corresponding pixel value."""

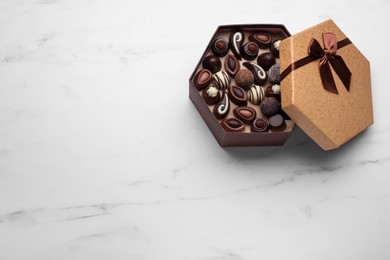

left=280, top=19, right=373, bottom=150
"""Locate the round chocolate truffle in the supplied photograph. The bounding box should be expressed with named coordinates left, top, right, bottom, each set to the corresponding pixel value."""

left=269, top=114, right=286, bottom=132
left=234, top=69, right=254, bottom=90
left=265, top=84, right=281, bottom=101
left=202, top=55, right=222, bottom=74
left=240, top=41, right=259, bottom=61
left=212, top=38, right=229, bottom=57
left=260, top=97, right=280, bottom=117
left=268, top=64, right=280, bottom=84
left=202, top=85, right=221, bottom=105
left=257, top=52, right=276, bottom=71
left=270, top=40, right=281, bottom=58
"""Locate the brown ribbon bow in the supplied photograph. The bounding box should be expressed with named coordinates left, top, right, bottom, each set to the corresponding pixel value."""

left=309, top=33, right=351, bottom=94
left=280, top=33, right=352, bottom=94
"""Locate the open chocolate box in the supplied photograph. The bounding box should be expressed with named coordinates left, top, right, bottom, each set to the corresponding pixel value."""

left=189, top=20, right=373, bottom=150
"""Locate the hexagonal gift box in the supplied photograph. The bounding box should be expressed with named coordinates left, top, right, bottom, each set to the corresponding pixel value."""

left=189, top=20, right=373, bottom=150
left=189, top=24, right=295, bottom=147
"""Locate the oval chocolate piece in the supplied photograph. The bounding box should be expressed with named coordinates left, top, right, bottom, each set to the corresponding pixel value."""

left=228, top=85, right=247, bottom=106
left=240, top=41, right=259, bottom=61
left=194, top=69, right=212, bottom=91
left=220, top=118, right=245, bottom=132
left=243, top=62, right=267, bottom=86
left=233, top=106, right=256, bottom=124
left=229, top=31, right=243, bottom=60
left=251, top=118, right=269, bottom=132
left=212, top=38, right=229, bottom=57
left=269, top=114, right=286, bottom=132
left=224, top=54, right=240, bottom=77
left=213, top=92, right=230, bottom=120
left=249, top=32, right=272, bottom=49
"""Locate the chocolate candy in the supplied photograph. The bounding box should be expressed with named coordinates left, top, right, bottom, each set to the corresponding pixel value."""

left=249, top=32, right=272, bottom=49
left=213, top=92, right=230, bottom=119
left=257, top=52, right=275, bottom=71
left=240, top=41, right=259, bottom=61
left=220, top=118, right=245, bottom=132
left=212, top=38, right=229, bottom=57
left=211, top=71, right=231, bottom=90
left=270, top=40, right=281, bottom=58
left=251, top=118, right=269, bottom=132
left=260, top=97, right=280, bottom=117
left=233, top=106, right=256, bottom=124
left=194, top=69, right=213, bottom=91
left=228, top=85, right=247, bottom=106
left=268, top=64, right=280, bottom=84
left=229, top=31, right=244, bottom=60
left=202, top=55, right=221, bottom=74
left=224, top=54, right=240, bottom=77
left=269, top=114, right=286, bottom=132
left=202, top=85, right=221, bottom=105
left=234, top=69, right=254, bottom=90
left=248, top=85, right=265, bottom=105
left=265, top=84, right=281, bottom=101
left=243, top=62, right=267, bottom=86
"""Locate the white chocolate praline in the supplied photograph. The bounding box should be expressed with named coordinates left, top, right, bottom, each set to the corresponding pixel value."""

left=211, top=71, right=231, bottom=90
left=272, top=84, right=280, bottom=94
left=206, top=86, right=219, bottom=97
left=273, top=40, right=281, bottom=50
left=248, top=85, right=265, bottom=105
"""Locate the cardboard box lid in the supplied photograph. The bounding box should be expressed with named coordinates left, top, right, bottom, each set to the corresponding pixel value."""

left=279, top=19, right=373, bottom=150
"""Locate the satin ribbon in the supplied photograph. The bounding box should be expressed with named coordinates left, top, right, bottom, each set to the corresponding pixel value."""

left=280, top=33, right=352, bottom=94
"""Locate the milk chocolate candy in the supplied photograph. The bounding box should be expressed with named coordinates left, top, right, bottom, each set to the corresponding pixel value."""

left=249, top=32, right=272, bottom=49
left=212, top=38, right=229, bottom=57
left=240, top=41, right=259, bottom=61
left=233, top=106, right=256, bottom=124
left=194, top=69, right=213, bottom=91
left=224, top=54, right=240, bottom=77
left=228, top=85, right=247, bottom=106
left=234, top=69, right=254, bottom=90
left=220, top=118, right=245, bottom=132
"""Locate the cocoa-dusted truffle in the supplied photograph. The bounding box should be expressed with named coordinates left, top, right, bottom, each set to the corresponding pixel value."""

left=202, top=55, right=221, bottom=74
left=260, top=97, right=280, bottom=117
left=268, top=64, right=280, bottom=84
left=234, top=69, right=254, bottom=90
left=257, top=52, right=275, bottom=71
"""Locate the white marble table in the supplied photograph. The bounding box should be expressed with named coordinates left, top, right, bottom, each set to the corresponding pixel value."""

left=1, top=0, right=389, bottom=259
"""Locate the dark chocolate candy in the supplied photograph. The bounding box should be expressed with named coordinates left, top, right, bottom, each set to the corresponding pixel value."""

left=224, top=54, right=240, bottom=77
left=211, top=71, right=231, bottom=90
left=248, top=85, right=265, bottom=105
left=269, top=114, right=286, bottom=132
left=234, top=69, right=254, bottom=90
left=228, top=85, right=247, bottom=106
left=220, top=118, right=245, bottom=132
left=249, top=32, right=272, bottom=49
left=233, top=106, right=256, bottom=124
left=260, top=97, right=280, bottom=117
left=268, top=64, right=280, bottom=84
left=212, top=38, right=229, bottom=57
left=202, top=55, right=221, bottom=74
left=265, top=84, right=281, bottom=101
left=251, top=118, right=269, bottom=132
left=194, top=69, right=213, bottom=91
left=243, top=62, right=267, bottom=86
left=257, top=52, right=275, bottom=71
left=229, top=31, right=244, bottom=60
left=240, top=41, right=259, bottom=61
left=213, top=92, right=230, bottom=119
left=202, top=85, right=221, bottom=105
left=270, top=40, right=281, bottom=58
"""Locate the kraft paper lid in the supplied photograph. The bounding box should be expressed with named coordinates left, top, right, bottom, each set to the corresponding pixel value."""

left=279, top=19, right=373, bottom=150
